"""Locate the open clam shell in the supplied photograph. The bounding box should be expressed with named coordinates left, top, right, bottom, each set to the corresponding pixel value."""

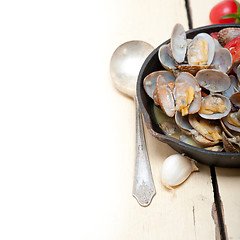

left=188, top=114, right=222, bottom=142
left=192, top=133, right=219, bottom=147
left=213, top=38, right=223, bottom=50
left=212, top=48, right=232, bottom=74
left=220, top=118, right=240, bottom=137
left=199, top=94, right=231, bottom=120
left=236, top=63, right=240, bottom=82
left=222, top=112, right=240, bottom=133
left=223, top=75, right=239, bottom=99
left=159, top=118, right=181, bottom=137
left=222, top=131, right=240, bottom=153
left=171, top=23, right=187, bottom=63
left=173, top=72, right=201, bottom=115
left=158, top=44, right=177, bottom=72
left=175, top=111, right=218, bottom=147
left=175, top=111, right=196, bottom=135
left=143, top=70, right=175, bottom=99
left=204, top=145, right=224, bottom=152
left=230, top=92, right=240, bottom=108
left=195, top=69, right=231, bottom=92
left=232, top=60, right=240, bottom=82
left=156, top=75, right=175, bottom=117
left=187, top=33, right=215, bottom=66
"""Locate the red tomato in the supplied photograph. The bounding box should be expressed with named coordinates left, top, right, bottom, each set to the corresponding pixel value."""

left=210, top=32, right=218, bottom=39
left=224, top=36, right=240, bottom=63
left=209, top=0, right=238, bottom=24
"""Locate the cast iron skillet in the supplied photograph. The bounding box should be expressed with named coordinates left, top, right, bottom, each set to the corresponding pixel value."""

left=137, top=24, right=240, bottom=168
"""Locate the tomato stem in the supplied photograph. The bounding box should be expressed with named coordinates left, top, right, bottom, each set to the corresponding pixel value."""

left=219, top=0, right=240, bottom=23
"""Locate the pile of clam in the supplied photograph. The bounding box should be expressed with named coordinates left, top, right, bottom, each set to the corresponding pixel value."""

left=143, top=23, right=240, bottom=152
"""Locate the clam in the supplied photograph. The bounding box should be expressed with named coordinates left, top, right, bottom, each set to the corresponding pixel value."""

left=153, top=90, right=160, bottom=107
left=156, top=74, right=175, bottom=117
left=222, top=131, right=240, bottom=153
left=237, top=64, right=240, bottom=83
left=143, top=70, right=175, bottom=99
left=222, top=110, right=240, bottom=136
left=221, top=118, right=240, bottom=137
left=175, top=111, right=219, bottom=147
left=233, top=59, right=240, bottom=73
left=174, top=33, right=216, bottom=75
left=173, top=72, right=201, bottom=116
left=230, top=91, right=240, bottom=108
left=175, top=64, right=214, bottom=75
left=160, top=118, right=180, bottom=136
left=211, top=48, right=232, bottom=74
left=175, top=111, right=197, bottom=135
left=223, top=75, right=239, bottom=99
left=187, top=33, right=215, bottom=66
left=233, top=59, right=240, bottom=81
left=158, top=40, right=194, bottom=75
left=204, top=145, right=224, bottom=152
left=222, top=109, right=240, bottom=133
left=171, top=23, right=187, bottom=63
left=217, top=27, right=240, bottom=46
left=198, top=94, right=231, bottom=120
left=158, top=44, right=177, bottom=72
left=155, top=72, right=201, bottom=117
left=213, top=38, right=223, bottom=50
left=228, top=136, right=240, bottom=147
left=192, top=133, right=219, bottom=147
left=196, top=69, right=231, bottom=93
left=188, top=114, right=222, bottom=142
left=196, top=69, right=231, bottom=120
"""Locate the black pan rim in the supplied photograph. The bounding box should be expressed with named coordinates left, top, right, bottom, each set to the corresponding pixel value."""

left=137, top=23, right=240, bottom=165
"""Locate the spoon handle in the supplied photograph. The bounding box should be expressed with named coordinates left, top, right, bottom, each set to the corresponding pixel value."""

left=132, top=96, right=156, bottom=207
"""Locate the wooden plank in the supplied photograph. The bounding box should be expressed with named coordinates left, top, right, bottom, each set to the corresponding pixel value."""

left=101, top=0, right=216, bottom=239
left=0, top=0, right=217, bottom=239
left=190, top=0, right=240, bottom=239
left=214, top=168, right=240, bottom=239
left=189, top=0, right=219, bottom=28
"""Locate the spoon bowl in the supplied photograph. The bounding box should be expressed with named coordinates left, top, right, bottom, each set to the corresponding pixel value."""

left=110, top=41, right=155, bottom=97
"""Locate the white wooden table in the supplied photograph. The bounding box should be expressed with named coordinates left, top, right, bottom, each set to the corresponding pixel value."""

left=100, top=0, right=240, bottom=239
left=0, top=0, right=239, bottom=239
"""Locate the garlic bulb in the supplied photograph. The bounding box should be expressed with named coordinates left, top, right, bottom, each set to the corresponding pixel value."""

left=161, top=154, right=199, bottom=190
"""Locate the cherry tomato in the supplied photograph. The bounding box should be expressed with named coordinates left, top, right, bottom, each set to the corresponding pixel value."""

left=210, top=32, right=218, bottom=39
left=209, top=0, right=238, bottom=24
left=224, top=36, right=240, bottom=63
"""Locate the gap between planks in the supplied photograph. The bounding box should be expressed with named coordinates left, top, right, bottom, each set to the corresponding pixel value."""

left=184, top=1, right=227, bottom=239
left=210, top=167, right=228, bottom=240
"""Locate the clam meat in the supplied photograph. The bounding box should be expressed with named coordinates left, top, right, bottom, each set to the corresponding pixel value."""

left=144, top=23, right=240, bottom=152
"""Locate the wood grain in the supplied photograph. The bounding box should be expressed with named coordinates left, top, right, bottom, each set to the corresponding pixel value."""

left=0, top=0, right=229, bottom=239
left=102, top=0, right=216, bottom=239
left=190, top=0, right=240, bottom=239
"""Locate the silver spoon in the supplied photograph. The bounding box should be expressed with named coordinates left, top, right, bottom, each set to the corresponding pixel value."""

left=110, top=40, right=156, bottom=207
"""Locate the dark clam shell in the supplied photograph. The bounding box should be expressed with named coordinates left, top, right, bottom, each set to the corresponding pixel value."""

left=217, top=27, right=240, bottom=46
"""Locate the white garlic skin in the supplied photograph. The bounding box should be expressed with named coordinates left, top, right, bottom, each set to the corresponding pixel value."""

left=161, top=154, right=199, bottom=190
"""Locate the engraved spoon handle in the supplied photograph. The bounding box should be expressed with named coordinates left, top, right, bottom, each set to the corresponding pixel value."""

left=132, top=96, right=156, bottom=207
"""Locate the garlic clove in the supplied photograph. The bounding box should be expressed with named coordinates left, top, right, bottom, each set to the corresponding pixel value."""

left=161, top=154, right=199, bottom=190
